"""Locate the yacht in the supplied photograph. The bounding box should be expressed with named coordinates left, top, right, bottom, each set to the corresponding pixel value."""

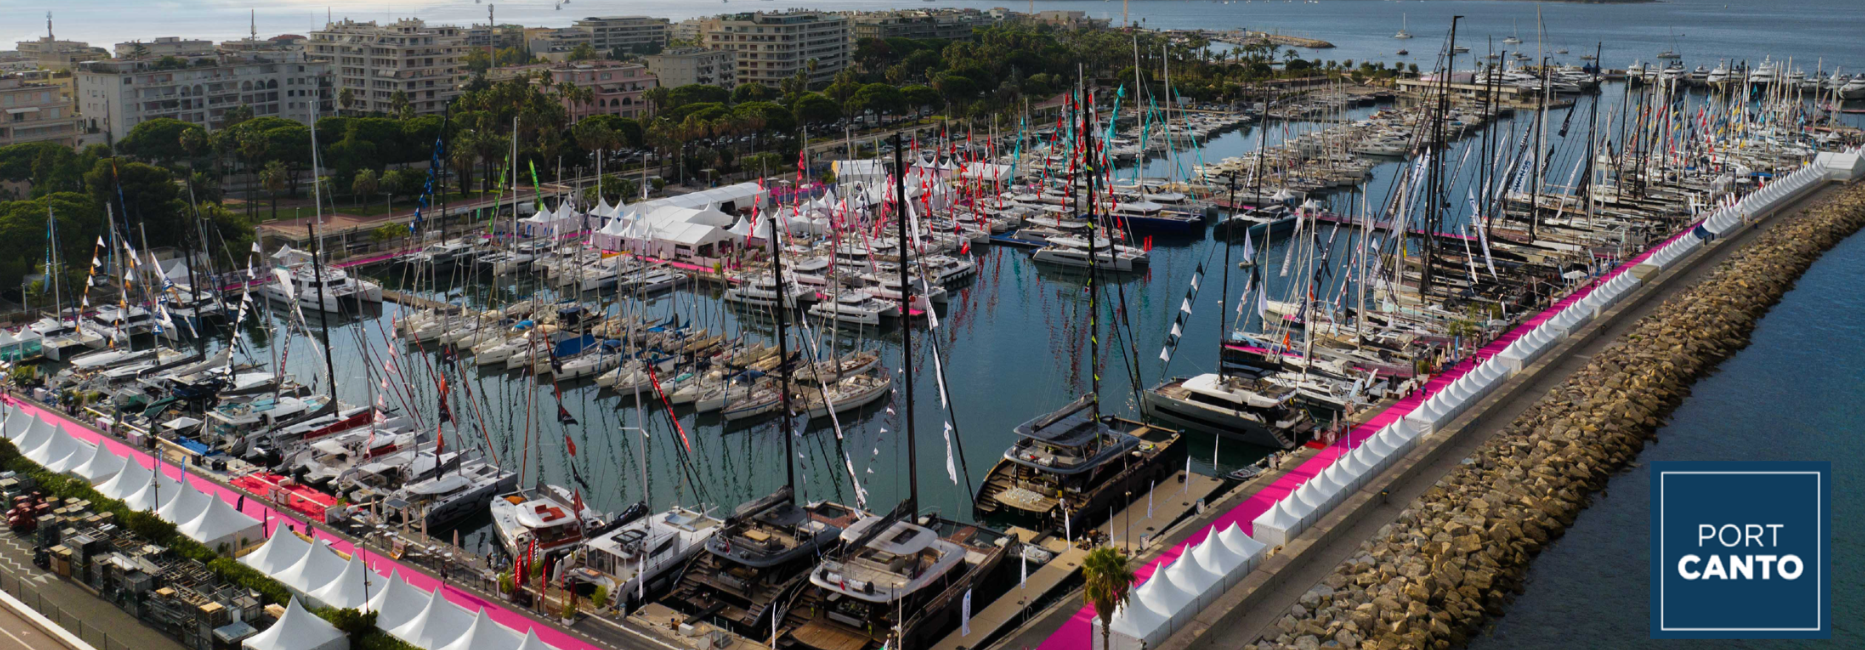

left=29, top=317, right=105, bottom=361
left=1706, top=61, right=1733, bottom=86
left=659, top=487, right=858, bottom=639
left=723, top=273, right=814, bottom=309
left=972, top=395, right=1183, bottom=531
left=1393, top=13, right=1412, bottom=39
left=1143, top=372, right=1313, bottom=449
left=258, top=246, right=383, bottom=313
left=580, top=507, right=723, bottom=609
left=1841, top=76, right=1865, bottom=100
left=1030, top=237, right=1149, bottom=272
left=405, top=238, right=478, bottom=266
left=89, top=304, right=159, bottom=338
left=1503, top=20, right=1522, bottom=45
left=489, top=485, right=608, bottom=559
left=386, top=458, right=520, bottom=530
left=787, top=512, right=1009, bottom=650
left=797, top=369, right=894, bottom=417
left=807, top=291, right=899, bottom=326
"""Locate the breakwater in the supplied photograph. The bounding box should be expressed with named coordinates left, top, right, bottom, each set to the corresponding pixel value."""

left=1251, top=183, right=1865, bottom=650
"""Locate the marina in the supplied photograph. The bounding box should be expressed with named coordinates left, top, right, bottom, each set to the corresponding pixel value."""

left=3, top=2, right=1865, bottom=650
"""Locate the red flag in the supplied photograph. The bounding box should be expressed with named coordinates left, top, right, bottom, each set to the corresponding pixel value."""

left=564, top=434, right=577, bottom=457
left=573, top=489, right=586, bottom=518
left=645, top=363, right=693, bottom=452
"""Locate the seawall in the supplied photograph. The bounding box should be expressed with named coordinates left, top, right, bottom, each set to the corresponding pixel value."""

left=1246, top=184, right=1865, bottom=650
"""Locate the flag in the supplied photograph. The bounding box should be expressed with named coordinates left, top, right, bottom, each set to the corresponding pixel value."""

left=1147, top=479, right=1154, bottom=520
left=961, top=589, right=972, bottom=636
left=942, top=421, right=959, bottom=485
left=563, top=434, right=578, bottom=456
left=558, top=404, right=578, bottom=426
left=1020, top=549, right=1028, bottom=589
left=1241, top=229, right=1255, bottom=262
left=1256, top=281, right=1269, bottom=323
left=1063, top=508, right=1071, bottom=541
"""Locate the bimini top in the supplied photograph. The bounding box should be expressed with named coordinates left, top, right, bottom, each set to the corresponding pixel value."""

left=1006, top=395, right=1139, bottom=475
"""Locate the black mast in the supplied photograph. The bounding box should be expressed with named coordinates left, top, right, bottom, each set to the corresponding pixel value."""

left=1219, top=175, right=1237, bottom=368
left=307, top=223, right=337, bottom=403
left=771, top=191, right=796, bottom=491
left=892, top=133, right=918, bottom=514
left=1082, top=81, right=1101, bottom=422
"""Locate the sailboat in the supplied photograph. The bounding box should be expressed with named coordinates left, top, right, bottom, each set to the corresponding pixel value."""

left=1394, top=13, right=1413, bottom=40
left=972, top=97, right=1184, bottom=532
left=1503, top=19, right=1522, bottom=45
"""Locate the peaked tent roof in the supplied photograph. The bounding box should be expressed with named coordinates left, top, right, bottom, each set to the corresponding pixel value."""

left=306, top=552, right=378, bottom=611
left=70, top=443, right=127, bottom=483
left=241, top=530, right=314, bottom=576
left=177, top=497, right=264, bottom=551
left=365, top=572, right=431, bottom=630
left=15, top=416, right=58, bottom=458
left=94, top=457, right=154, bottom=501
left=120, top=468, right=185, bottom=512
left=1, top=411, right=35, bottom=441
left=434, top=609, right=521, bottom=650
left=512, top=630, right=556, bottom=650
left=40, top=435, right=95, bottom=474
left=242, top=598, right=347, bottom=650
left=386, top=587, right=475, bottom=649
left=25, top=427, right=82, bottom=467
left=156, top=479, right=213, bottom=524
left=273, top=541, right=349, bottom=595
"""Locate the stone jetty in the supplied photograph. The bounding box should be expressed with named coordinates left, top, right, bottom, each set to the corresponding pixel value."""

left=1250, top=184, right=1865, bottom=650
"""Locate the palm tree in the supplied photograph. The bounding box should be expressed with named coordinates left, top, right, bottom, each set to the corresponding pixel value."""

left=351, top=169, right=379, bottom=211
left=261, top=160, right=289, bottom=220
left=338, top=88, right=355, bottom=116
left=236, top=130, right=269, bottom=218
left=389, top=90, right=410, bottom=119
left=1081, top=546, right=1135, bottom=650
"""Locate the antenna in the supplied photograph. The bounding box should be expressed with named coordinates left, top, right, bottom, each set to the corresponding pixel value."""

left=47, top=12, right=54, bottom=40
left=251, top=9, right=258, bottom=42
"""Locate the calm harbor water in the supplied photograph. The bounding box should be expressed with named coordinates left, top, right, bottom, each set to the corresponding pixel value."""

left=1468, top=230, right=1865, bottom=648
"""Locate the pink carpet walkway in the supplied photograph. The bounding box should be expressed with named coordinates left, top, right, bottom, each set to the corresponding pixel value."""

left=1, top=397, right=597, bottom=650
left=1035, top=219, right=1703, bottom=650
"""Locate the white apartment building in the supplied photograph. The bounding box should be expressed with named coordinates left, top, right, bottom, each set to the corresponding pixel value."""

left=114, top=37, right=215, bottom=60
left=308, top=18, right=464, bottom=116
left=704, top=11, right=849, bottom=88
left=16, top=37, right=107, bottom=72
left=74, top=53, right=331, bottom=142
left=0, top=74, right=80, bottom=147
left=643, top=47, right=736, bottom=90
left=575, top=16, right=672, bottom=55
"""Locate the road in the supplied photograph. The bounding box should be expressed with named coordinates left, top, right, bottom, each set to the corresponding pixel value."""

left=0, top=607, right=59, bottom=650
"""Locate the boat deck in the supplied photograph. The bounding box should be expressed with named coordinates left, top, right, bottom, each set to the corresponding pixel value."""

left=927, top=543, right=1088, bottom=650
left=791, top=619, right=872, bottom=650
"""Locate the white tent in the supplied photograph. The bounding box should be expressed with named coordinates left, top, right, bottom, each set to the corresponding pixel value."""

left=1160, top=550, right=1224, bottom=610
left=1216, top=522, right=1269, bottom=573
left=274, top=541, right=350, bottom=596
left=512, top=630, right=555, bottom=650
left=1133, top=569, right=1199, bottom=632
left=120, top=469, right=185, bottom=512
left=307, top=552, right=380, bottom=611
left=1189, top=531, right=1248, bottom=589
left=365, top=572, right=431, bottom=630
left=40, top=435, right=95, bottom=474
left=434, top=609, right=521, bottom=650
left=14, top=417, right=58, bottom=458
left=24, top=427, right=81, bottom=467
left=1252, top=497, right=1303, bottom=547
left=242, top=530, right=314, bottom=576
left=387, top=588, right=475, bottom=649
left=157, top=480, right=213, bottom=524
left=70, top=443, right=127, bottom=483
left=1, top=412, right=35, bottom=441
left=177, top=498, right=264, bottom=552
left=1094, top=597, right=1167, bottom=650
left=243, top=598, right=347, bottom=650
left=94, top=458, right=154, bottom=501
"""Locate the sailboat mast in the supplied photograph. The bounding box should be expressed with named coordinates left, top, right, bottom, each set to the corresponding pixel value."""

left=1219, top=176, right=1236, bottom=367
left=772, top=191, right=796, bottom=492
left=892, top=133, right=918, bottom=514
left=1082, top=78, right=1101, bottom=421
left=46, top=207, right=63, bottom=326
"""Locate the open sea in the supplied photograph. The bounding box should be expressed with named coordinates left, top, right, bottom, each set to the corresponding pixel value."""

left=12, top=0, right=1862, bottom=638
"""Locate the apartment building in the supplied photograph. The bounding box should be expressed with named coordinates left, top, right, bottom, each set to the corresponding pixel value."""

left=0, top=73, right=81, bottom=147
left=491, top=60, right=657, bottom=121
left=307, top=18, right=464, bottom=116
left=16, top=37, right=107, bottom=71
left=847, top=9, right=1001, bottom=42
left=74, top=52, right=330, bottom=142
left=704, top=11, right=849, bottom=88
left=113, top=37, right=215, bottom=60
left=464, top=24, right=527, bottom=51
left=643, top=47, right=736, bottom=90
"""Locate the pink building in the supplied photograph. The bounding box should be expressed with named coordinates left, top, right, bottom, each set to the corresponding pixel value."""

left=495, top=60, right=658, bottom=121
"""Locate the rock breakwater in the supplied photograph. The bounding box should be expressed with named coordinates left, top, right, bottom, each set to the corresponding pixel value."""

left=1252, top=184, right=1865, bottom=650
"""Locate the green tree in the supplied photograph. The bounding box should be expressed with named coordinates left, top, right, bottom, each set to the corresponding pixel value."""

left=568, top=43, right=599, bottom=62
left=732, top=83, right=773, bottom=104
left=350, top=169, right=379, bottom=210
left=792, top=93, right=841, bottom=126
left=221, top=104, right=255, bottom=130
left=259, top=160, right=288, bottom=220
left=901, top=85, right=941, bottom=113
left=338, top=87, right=355, bottom=115
left=389, top=90, right=411, bottom=120
left=118, top=118, right=205, bottom=165
left=1082, top=547, right=1135, bottom=650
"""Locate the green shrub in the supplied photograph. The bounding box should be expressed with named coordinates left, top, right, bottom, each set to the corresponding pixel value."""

left=591, top=584, right=609, bottom=609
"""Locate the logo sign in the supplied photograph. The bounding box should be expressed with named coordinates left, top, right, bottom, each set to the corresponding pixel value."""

left=1651, top=461, right=1830, bottom=638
